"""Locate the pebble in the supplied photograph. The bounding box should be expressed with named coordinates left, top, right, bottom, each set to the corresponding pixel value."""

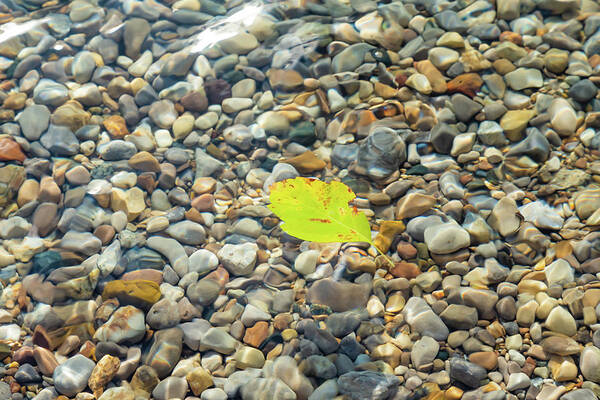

left=0, top=1, right=597, bottom=399
left=53, top=354, right=96, bottom=397
left=337, top=371, right=399, bottom=400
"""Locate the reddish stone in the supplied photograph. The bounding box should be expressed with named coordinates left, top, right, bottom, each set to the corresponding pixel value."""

left=32, top=326, right=51, bottom=349
left=94, top=224, right=116, bottom=245
left=192, top=193, right=215, bottom=212
left=243, top=321, right=270, bottom=348
left=273, top=313, right=292, bottom=331
left=395, top=73, right=408, bottom=87
left=574, top=158, right=587, bottom=169
left=469, top=351, right=498, bottom=370
left=396, top=242, right=418, bottom=259
left=10, top=381, right=20, bottom=393
left=522, top=357, right=536, bottom=376
left=447, top=73, right=483, bottom=98
left=33, top=345, right=58, bottom=376
left=103, top=115, right=129, bottom=138
left=121, top=269, right=163, bottom=284
left=12, top=346, right=34, bottom=364
left=137, top=172, right=156, bottom=193
left=185, top=207, right=205, bottom=224
left=79, top=340, right=95, bottom=359
left=0, top=138, right=25, bottom=162
left=389, top=261, right=421, bottom=279
left=204, top=266, right=229, bottom=288
left=478, top=159, right=493, bottom=171
left=499, top=31, right=523, bottom=45
left=180, top=91, right=208, bottom=112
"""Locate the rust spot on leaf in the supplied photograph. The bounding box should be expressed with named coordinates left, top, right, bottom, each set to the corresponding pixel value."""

left=310, top=218, right=332, bottom=223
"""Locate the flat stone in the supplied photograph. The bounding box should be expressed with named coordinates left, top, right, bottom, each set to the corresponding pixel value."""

left=449, top=357, right=487, bottom=388
left=580, top=345, right=600, bottom=383
left=337, top=371, right=399, bottom=400
left=217, top=243, right=257, bottom=276
left=307, top=278, right=370, bottom=312
left=424, top=222, right=470, bottom=254
left=411, top=336, right=439, bottom=370
left=147, top=236, right=190, bottom=277
left=504, top=68, right=543, bottom=90
left=402, top=297, right=449, bottom=340
left=102, top=280, right=161, bottom=310
left=240, top=378, right=296, bottom=400
left=143, top=327, right=183, bottom=379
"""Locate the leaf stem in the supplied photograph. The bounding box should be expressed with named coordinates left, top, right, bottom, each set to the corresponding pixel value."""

left=372, top=242, right=395, bottom=269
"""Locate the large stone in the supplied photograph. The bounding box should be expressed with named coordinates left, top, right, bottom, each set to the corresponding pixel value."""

left=337, top=371, right=399, bottom=400
left=53, top=354, right=96, bottom=397
left=101, top=280, right=161, bottom=310
left=307, top=278, right=371, bottom=312
left=94, top=306, right=146, bottom=344
left=424, top=222, right=470, bottom=254
left=217, top=243, right=257, bottom=276
left=402, top=297, right=449, bottom=340
left=580, top=345, right=600, bottom=383
left=142, top=328, right=183, bottom=379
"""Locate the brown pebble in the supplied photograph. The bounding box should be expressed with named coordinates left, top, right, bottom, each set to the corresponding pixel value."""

left=32, top=326, right=52, bottom=349
left=389, top=261, right=421, bottom=279
left=184, top=207, right=205, bottom=224
left=268, top=69, right=304, bottom=91
left=129, top=151, right=160, bottom=173
left=244, top=321, right=270, bottom=348
left=0, top=137, right=25, bottom=162
left=180, top=91, right=208, bottom=112
left=121, top=269, right=163, bottom=284
left=281, top=151, right=326, bottom=174
left=192, top=193, right=215, bottom=212
left=17, top=179, right=39, bottom=207
left=33, top=345, right=58, bottom=376
left=492, top=58, right=516, bottom=75
left=192, top=177, right=217, bottom=194
left=12, top=347, right=34, bottom=365
left=94, top=224, right=116, bottom=245
left=273, top=313, right=292, bottom=331
left=32, top=202, right=58, bottom=237
left=396, top=242, right=418, bottom=259
left=79, top=340, right=95, bottom=359
left=574, top=158, right=587, bottom=169
left=137, top=172, right=156, bottom=193
left=38, top=176, right=61, bottom=203
left=56, top=335, right=81, bottom=357
left=2, top=92, right=26, bottom=109
left=446, top=73, right=483, bottom=97
left=468, top=351, right=498, bottom=370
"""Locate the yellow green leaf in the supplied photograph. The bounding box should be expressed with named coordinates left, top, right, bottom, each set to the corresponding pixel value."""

left=268, top=177, right=373, bottom=245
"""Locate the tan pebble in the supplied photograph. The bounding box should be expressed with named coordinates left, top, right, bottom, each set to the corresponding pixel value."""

left=88, top=354, right=121, bottom=396
left=396, top=192, right=435, bottom=219
left=186, top=366, right=214, bottom=396
left=65, top=165, right=91, bottom=186
left=128, top=151, right=160, bottom=173
left=17, top=179, right=39, bottom=207
left=38, top=176, right=61, bottom=203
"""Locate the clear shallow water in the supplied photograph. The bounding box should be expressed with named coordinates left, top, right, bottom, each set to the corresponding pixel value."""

left=0, top=0, right=599, bottom=399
